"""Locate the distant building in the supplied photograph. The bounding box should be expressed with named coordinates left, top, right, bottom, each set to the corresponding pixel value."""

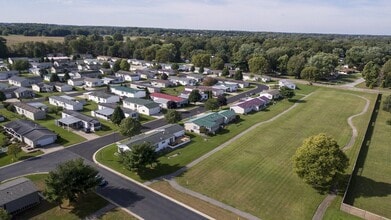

left=184, top=110, right=236, bottom=134
left=49, top=96, right=83, bottom=111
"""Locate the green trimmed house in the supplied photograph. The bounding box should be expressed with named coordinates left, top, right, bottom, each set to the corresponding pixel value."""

left=184, top=110, right=236, bottom=134
left=110, top=86, right=146, bottom=98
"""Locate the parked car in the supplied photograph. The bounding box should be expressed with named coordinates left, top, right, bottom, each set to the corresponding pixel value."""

left=95, top=174, right=108, bottom=187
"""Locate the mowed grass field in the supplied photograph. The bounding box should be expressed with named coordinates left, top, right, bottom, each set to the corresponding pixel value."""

left=344, top=94, right=391, bottom=218
left=3, top=35, right=64, bottom=46
left=176, top=88, right=376, bottom=220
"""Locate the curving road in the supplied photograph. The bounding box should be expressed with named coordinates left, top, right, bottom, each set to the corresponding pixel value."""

left=0, top=83, right=268, bottom=220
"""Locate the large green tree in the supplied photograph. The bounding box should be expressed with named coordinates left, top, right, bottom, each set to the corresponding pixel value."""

left=234, top=70, right=243, bottom=80
left=279, top=87, right=295, bottom=99
left=203, top=77, right=218, bottom=86
left=301, top=66, right=319, bottom=82
left=188, top=89, right=201, bottom=103
left=119, top=117, right=142, bottom=137
left=292, top=133, right=349, bottom=190
left=11, top=60, right=30, bottom=71
left=164, top=109, right=182, bottom=123
left=119, top=142, right=158, bottom=171
left=362, top=61, right=380, bottom=88
left=308, top=52, right=338, bottom=79
left=120, top=59, right=130, bottom=71
left=381, top=59, right=391, bottom=88
left=112, top=59, right=121, bottom=72
left=204, top=98, right=220, bottom=111
left=0, top=37, right=8, bottom=58
left=110, top=106, right=125, bottom=125
left=50, top=73, right=60, bottom=82
left=287, top=55, right=306, bottom=78
left=248, top=56, right=270, bottom=74
left=210, top=57, right=225, bottom=70
left=192, top=53, right=211, bottom=67
left=44, top=158, right=100, bottom=205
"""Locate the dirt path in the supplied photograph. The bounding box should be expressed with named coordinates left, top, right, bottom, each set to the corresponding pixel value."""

left=312, top=94, right=371, bottom=220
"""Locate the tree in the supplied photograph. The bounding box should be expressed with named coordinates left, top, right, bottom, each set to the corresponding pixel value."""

left=0, top=91, right=6, bottom=102
left=102, top=61, right=110, bottom=69
left=112, top=33, right=124, bottom=41
left=112, top=59, right=121, bottom=72
left=362, top=61, right=380, bottom=88
left=166, top=101, right=177, bottom=109
left=189, top=90, right=201, bottom=103
left=11, top=60, right=29, bottom=71
left=234, top=70, right=243, bottom=80
left=301, top=66, right=319, bottom=82
left=279, top=86, right=295, bottom=99
left=190, top=65, right=195, bottom=72
left=210, top=57, right=225, bottom=70
left=171, top=63, right=179, bottom=71
left=0, top=37, right=8, bottom=59
left=119, top=117, right=142, bottom=137
left=308, top=52, right=338, bottom=79
left=119, top=142, right=158, bottom=171
left=205, top=98, right=220, bottom=111
left=63, top=71, right=71, bottom=81
left=198, top=66, right=204, bottom=74
left=292, top=133, right=349, bottom=190
left=221, top=67, right=229, bottom=77
left=50, top=73, right=60, bottom=82
left=287, top=55, right=306, bottom=78
left=110, top=106, right=125, bottom=125
left=7, top=143, right=21, bottom=160
left=277, top=54, right=289, bottom=74
left=381, top=59, right=391, bottom=88
left=203, top=77, right=218, bottom=86
left=120, top=59, right=130, bottom=71
left=44, top=158, right=100, bottom=205
left=192, top=53, right=211, bottom=67
left=383, top=95, right=391, bottom=112
left=217, top=95, right=227, bottom=107
left=248, top=56, right=270, bottom=74
left=164, top=109, right=182, bottom=123
left=160, top=73, right=168, bottom=80
left=0, top=208, right=11, bottom=220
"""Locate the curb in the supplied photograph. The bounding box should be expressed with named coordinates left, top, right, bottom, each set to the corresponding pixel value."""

left=92, top=146, right=214, bottom=220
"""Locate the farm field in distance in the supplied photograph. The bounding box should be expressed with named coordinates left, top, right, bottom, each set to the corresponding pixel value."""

left=176, top=88, right=376, bottom=220
left=344, top=94, right=391, bottom=219
left=3, top=35, right=64, bottom=46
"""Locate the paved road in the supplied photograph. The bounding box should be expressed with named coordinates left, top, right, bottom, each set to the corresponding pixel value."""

left=0, top=140, right=208, bottom=220
left=0, top=83, right=267, bottom=219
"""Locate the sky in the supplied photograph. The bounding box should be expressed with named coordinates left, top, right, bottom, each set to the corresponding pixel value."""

left=0, top=0, right=391, bottom=35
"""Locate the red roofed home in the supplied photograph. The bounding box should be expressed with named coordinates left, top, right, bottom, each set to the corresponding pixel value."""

left=150, top=92, right=189, bottom=108
left=230, top=97, right=267, bottom=114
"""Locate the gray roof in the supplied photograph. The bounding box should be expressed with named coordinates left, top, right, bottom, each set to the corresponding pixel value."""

left=89, top=92, right=116, bottom=99
left=49, top=96, right=80, bottom=106
left=84, top=77, right=102, bottom=83
left=12, top=102, right=44, bottom=114
left=9, top=76, right=28, bottom=83
left=121, top=124, right=184, bottom=147
left=14, top=87, right=33, bottom=94
left=63, top=110, right=100, bottom=124
left=3, top=120, right=57, bottom=141
left=0, top=177, right=38, bottom=205
left=123, top=97, right=160, bottom=109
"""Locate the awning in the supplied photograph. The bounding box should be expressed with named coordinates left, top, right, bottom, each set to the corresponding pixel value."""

left=57, top=116, right=80, bottom=125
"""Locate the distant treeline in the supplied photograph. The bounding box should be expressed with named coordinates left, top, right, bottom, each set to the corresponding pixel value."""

left=1, top=23, right=391, bottom=87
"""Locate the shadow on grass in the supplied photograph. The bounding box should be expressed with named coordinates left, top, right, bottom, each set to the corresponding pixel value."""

left=288, top=98, right=307, bottom=103
left=344, top=176, right=391, bottom=205
left=18, top=154, right=38, bottom=161
left=137, top=163, right=182, bottom=181
left=14, top=199, right=57, bottom=219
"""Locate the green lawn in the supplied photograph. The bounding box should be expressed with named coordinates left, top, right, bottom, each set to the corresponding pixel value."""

left=99, top=208, right=137, bottom=220
left=0, top=150, right=43, bottom=167
left=161, top=85, right=185, bottom=96
left=343, top=94, right=391, bottom=218
left=14, top=174, right=109, bottom=220
left=175, top=88, right=376, bottom=220
left=36, top=114, right=86, bottom=146
left=96, top=85, right=318, bottom=182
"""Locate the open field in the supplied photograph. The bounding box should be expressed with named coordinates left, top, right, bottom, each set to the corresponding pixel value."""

left=3, top=35, right=64, bottom=46
left=96, top=84, right=318, bottom=182
left=12, top=174, right=109, bottom=220
left=150, top=181, right=240, bottom=220
left=176, top=88, right=376, bottom=219
left=344, top=94, right=391, bottom=218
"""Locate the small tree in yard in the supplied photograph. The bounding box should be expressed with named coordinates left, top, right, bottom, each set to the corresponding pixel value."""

left=0, top=208, right=11, bottom=220
left=110, top=106, right=125, bottom=125
left=217, top=95, right=227, bottom=107
left=44, top=158, right=100, bottom=206
left=164, top=109, right=182, bottom=123
left=7, top=143, right=21, bottom=160
left=280, top=86, right=295, bottom=99
left=203, top=77, right=218, bottom=86
left=119, top=117, right=142, bottom=137
left=292, top=133, right=349, bottom=191
left=119, top=142, right=158, bottom=171
left=161, top=73, right=168, bottom=80
left=0, top=91, right=6, bottom=101
left=205, top=98, right=220, bottom=111
left=189, top=89, right=201, bottom=103
left=221, top=67, right=229, bottom=77
left=166, top=101, right=177, bottom=109
left=50, top=73, right=60, bottom=82
left=234, top=70, right=243, bottom=80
